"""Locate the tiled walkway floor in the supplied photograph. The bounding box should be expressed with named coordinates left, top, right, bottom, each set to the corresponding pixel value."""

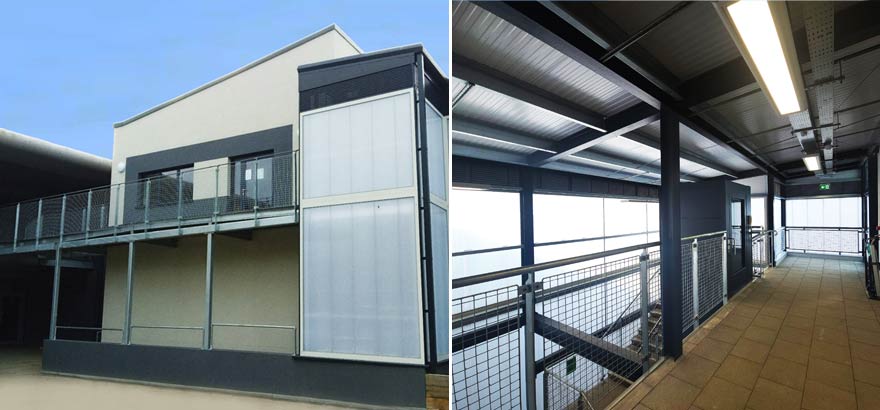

left=611, top=255, right=880, bottom=410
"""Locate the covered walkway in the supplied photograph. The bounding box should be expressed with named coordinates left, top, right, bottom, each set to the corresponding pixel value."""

left=0, top=348, right=358, bottom=410
left=611, top=255, right=880, bottom=410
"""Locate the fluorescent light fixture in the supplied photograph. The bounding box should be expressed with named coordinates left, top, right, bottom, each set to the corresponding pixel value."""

left=802, top=154, right=821, bottom=171
left=727, top=0, right=801, bottom=115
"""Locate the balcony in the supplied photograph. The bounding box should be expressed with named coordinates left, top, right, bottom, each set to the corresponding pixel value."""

left=0, top=151, right=298, bottom=255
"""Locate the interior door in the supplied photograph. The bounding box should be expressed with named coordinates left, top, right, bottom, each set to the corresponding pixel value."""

left=233, top=157, right=273, bottom=211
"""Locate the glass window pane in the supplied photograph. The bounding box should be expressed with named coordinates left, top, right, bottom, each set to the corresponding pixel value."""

left=451, top=189, right=520, bottom=252
left=302, top=198, right=421, bottom=360
left=430, top=204, right=449, bottom=360
left=604, top=199, right=647, bottom=236
left=302, top=92, right=414, bottom=199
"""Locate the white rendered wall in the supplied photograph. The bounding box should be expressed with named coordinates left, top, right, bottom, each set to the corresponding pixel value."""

left=108, top=28, right=360, bottom=222
left=101, top=226, right=300, bottom=353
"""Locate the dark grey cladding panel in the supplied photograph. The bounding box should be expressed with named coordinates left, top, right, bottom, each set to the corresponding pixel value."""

left=298, top=45, right=448, bottom=115
left=43, top=340, right=426, bottom=408
left=783, top=180, right=862, bottom=198
left=451, top=156, right=659, bottom=200
left=124, top=125, right=293, bottom=182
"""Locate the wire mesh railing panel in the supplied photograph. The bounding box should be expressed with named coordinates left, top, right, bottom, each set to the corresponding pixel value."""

left=63, top=191, right=90, bottom=236
left=696, top=236, right=724, bottom=318
left=647, top=250, right=662, bottom=361
left=178, top=166, right=220, bottom=221
left=681, top=241, right=694, bottom=335
left=15, top=200, right=40, bottom=243
left=785, top=228, right=863, bottom=254
left=540, top=255, right=646, bottom=408
left=452, top=285, right=521, bottom=410
left=88, top=187, right=112, bottom=232
left=39, top=197, right=64, bottom=240
left=752, top=234, right=766, bottom=276
left=544, top=370, right=589, bottom=410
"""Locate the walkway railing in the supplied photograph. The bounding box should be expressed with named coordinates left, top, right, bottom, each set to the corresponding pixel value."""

left=751, top=229, right=774, bottom=277
left=784, top=226, right=863, bottom=256
left=451, top=231, right=727, bottom=410
left=0, top=151, right=298, bottom=253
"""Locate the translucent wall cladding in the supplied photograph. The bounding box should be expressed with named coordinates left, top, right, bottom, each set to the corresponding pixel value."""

left=431, top=204, right=449, bottom=360
left=426, top=103, right=447, bottom=202
left=751, top=197, right=766, bottom=229
left=785, top=197, right=861, bottom=227
left=300, top=89, right=425, bottom=364
left=302, top=198, right=421, bottom=360
left=301, top=91, right=414, bottom=199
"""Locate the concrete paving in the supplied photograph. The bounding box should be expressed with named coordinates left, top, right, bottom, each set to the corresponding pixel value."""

left=0, top=347, right=358, bottom=410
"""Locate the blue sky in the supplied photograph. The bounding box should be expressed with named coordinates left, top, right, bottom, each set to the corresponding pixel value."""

left=0, top=0, right=449, bottom=158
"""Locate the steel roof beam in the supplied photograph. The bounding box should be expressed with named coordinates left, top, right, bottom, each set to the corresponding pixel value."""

left=623, top=131, right=740, bottom=178
left=528, top=102, right=658, bottom=166
left=473, top=1, right=782, bottom=179
left=452, top=54, right=606, bottom=131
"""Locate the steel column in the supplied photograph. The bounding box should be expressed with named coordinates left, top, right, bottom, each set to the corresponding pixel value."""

left=519, top=166, right=536, bottom=410
left=122, top=241, right=135, bottom=345
left=203, top=233, right=214, bottom=350
left=49, top=246, right=62, bottom=340
left=659, top=105, right=683, bottom=358
left=691, top=239, right=700, bottom=330
left=12, top=203, right=19, bottom=251
left=766, top=175, right=775, bottom=267
left=639, top=249, right=650, bottom=371
left=869, top=151, right=878, bottom=239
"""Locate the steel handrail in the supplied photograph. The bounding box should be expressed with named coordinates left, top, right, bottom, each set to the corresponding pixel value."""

left=784, top=226, right=863, bottom=230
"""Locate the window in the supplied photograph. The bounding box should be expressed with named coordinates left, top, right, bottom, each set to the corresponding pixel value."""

left=230, top=153, right=274, bottom=210
left=140, top=166, right=193, bottom=207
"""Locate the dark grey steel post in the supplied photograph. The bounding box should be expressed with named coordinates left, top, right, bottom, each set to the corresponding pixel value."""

left=767, top=181, right=774, bottom=263
left=177, top=172, right=184, bottom=226
left=49, top=246, right=62, bottom=340
left=660, top=105, right=683, bottom=358
left=520, top=169, right=536, bottom=410
left=123, top=241, right=135, bottom=345
left=639, top=249, right=650, bottom=371
left=35, top=199, right=43, bottom=246
left=523, top=273, right=537, bottom=410
left=86, top=190, right=93, bottom=240
left=203, top=233, right=214, bottom=350
left=12, top=203, right=20, bottom=251
left=691, top=239, right=700, bottom=330
left=59, top=195, right=67, bottom=243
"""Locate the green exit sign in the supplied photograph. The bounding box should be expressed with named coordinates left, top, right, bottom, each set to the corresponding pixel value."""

left=819, top=183, right=831, bottom=191
left=566, top=356, right=577, bottom=375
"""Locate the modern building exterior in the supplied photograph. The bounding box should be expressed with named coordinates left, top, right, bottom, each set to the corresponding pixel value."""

left=0, top=25, right=448, bottom=409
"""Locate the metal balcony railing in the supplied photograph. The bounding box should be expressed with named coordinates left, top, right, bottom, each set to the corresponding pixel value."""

left=0, top=151, right=298, bottom=252
left=784, top=226, right=864, bottom=256
left=451, top=231, right=727, bottom=410
left=751, top=229, right=775, bottom=278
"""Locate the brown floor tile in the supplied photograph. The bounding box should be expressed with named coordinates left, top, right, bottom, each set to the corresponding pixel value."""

left=851, top=341, right=880, bottom=365
left=707, top=325, right=743, bottom=345
left=731, top=305, right=760, bottom=319
left=802, top=380, right=857, bottom=410
left=776, top=326, right=812, bottom=347
left=813, top=326, right=849, bottom=347
left=641, top=376, right=700, bottom=410
left=814, top=314, right=847, bottom=329
left=768, top=338, right=810, bottom=365
left=692, top=377, right=750, bottom=410
left=847, top=316, right=880, bottom=332
left=644, top=359, right=676, bottom=387
left=742, top=325, right=778, bottom=345
left=669, top=354, right=719, bottom=389
left=714, top=355, right=762, bottom=389
left=782, top=314, right=814, bottom=331
left=847, top=327, right=880, bottom=346
left=746, top=378, right=802, bottom=410
left=730, top=337, right=771, bottom=364
left=855, top=381, right=880, bottom=410
left=759, top=356, right=806, bottom=390
left=721, top=314, right=753, bottom=330
left=760, top=306, right=788, bottom=319
left=852, top=355, right=880, bottom=387
left=810, top=340, right=852, bottom=365
left=806, top=357, right=855, bottom=392
left=751, top=314, right=783, bottom=331
left=691, top=338, right=734, bottom=364
left=610, top=382, right=652, bottom=410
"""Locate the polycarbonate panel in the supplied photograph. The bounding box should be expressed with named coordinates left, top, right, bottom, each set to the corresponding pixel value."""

left=451, top=189, right=520, bottom=252
left=751, top=197, right=766, bottom=230
left=427, top=104, right=447, bottom=201
left=431, top=204, right=449, bottom=360
left=534, top=194, right=603, bottom=243
left=302, top=198, right=421, bottom=360
left=604, top=198, right=648, bottom=236
left=302, top=91, right=414, bottom=199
